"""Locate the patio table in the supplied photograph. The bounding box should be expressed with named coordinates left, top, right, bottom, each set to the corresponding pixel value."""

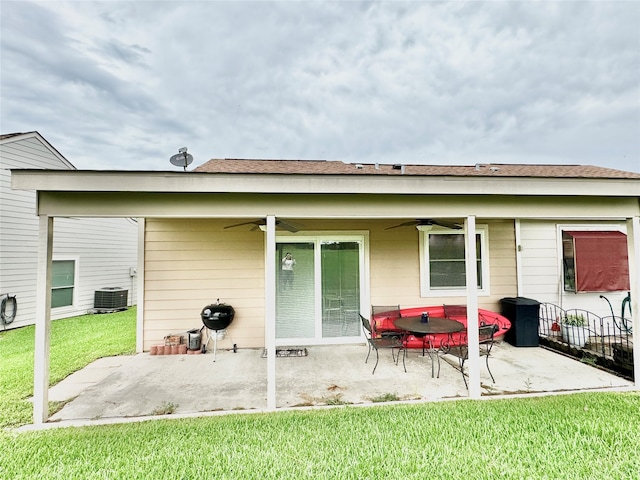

left=394, top=316, right=464, bottom=378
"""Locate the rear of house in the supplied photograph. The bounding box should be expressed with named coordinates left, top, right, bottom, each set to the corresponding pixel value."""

left=11, top=158, right=639, bottom=423
left=131, top=160, right=638, bottom=352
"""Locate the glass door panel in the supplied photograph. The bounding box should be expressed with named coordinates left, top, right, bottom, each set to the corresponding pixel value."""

left=276, top=243, right=315, bottom=338
left=321, top=241, right=360, bottom=337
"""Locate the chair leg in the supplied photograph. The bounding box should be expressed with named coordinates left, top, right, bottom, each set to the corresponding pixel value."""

left=371, top=348, right=380, bottom=375
left=485, top=355, right=495, bottom=383
left=365, top=342, right=372, bottom=365
left=459, top=357, right=468, bottom=389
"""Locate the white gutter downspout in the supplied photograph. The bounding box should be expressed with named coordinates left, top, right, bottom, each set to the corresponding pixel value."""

left=465, top=216, right=481, bottom=398
left=265, top=215, right=277, bottom=409
left=627, top=216, right=640, bottom=388
left=33, top=215, right=53, bottom=424
left=515, top=219, right=523, bottom=296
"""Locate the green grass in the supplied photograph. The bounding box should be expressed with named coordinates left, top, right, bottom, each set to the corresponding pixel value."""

left=0, top=308, right=136, bottom=428
left=0, top=392, right=638, bottom=479
left=1, top=308, right=639, bottom=479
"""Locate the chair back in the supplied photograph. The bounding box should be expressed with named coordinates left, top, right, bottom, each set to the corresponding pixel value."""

left=443, top=304, right=467, bottom=319
left=360, top=314, right=372, bottom=336
left=371, top=305, right=401, bottom=318
left=478, top=324, right=498, bottom=344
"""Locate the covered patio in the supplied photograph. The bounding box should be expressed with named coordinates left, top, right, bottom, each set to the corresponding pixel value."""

left=40, top=341, right=633, bottom=428
left=11, top=160, right=639, bottom=425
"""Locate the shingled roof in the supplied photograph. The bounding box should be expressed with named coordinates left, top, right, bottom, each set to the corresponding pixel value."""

left=0, top=132, right=31, bottom=141
left=194, top=159, right=640, bottom=179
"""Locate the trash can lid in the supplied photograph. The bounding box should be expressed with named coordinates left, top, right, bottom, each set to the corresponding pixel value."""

left=500, top=297, right=540, bottom=305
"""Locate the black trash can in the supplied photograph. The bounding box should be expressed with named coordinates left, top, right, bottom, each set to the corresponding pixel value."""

left=500, top=297, right=540, bottom=347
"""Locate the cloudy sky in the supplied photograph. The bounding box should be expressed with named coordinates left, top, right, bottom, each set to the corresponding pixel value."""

left=1, top=1, right=639, bottom=172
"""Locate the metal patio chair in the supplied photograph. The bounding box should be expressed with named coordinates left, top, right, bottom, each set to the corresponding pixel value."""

left=446, top=324, right=498, bottom=388
left=371, top=305, right=403, bottom=337
left=360, top=314, right=406, bottom=374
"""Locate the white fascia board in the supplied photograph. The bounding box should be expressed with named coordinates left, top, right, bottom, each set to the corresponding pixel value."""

left=11, top=169, right=640, bottom=197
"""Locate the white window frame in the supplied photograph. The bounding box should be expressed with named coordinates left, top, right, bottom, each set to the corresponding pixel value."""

left=273, top=231, right=370, bottom=345
left=419, top=226, right=490, bottom=297
left=51, top=257, right=79, bottom=310
left=556, top=224, right=627, bottom=295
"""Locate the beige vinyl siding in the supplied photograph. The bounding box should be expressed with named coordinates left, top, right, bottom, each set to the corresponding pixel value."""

left=143, top=219, right=266, bottom=351
left=142, top=218, right=521, bottom=348
left=368, top=220, right=516, bottom=312
left=370, top=224, right=421, bottom=306
left=485, top=220, right=517, bottom=301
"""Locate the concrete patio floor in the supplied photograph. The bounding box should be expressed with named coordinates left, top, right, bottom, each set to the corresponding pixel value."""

left=39, top=341, right=634, bottom=429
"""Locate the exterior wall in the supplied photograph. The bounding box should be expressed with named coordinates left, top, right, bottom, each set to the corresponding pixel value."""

left=519, top=220, right=629, bottom=317
left=51, top=217, right=139, bottom=319
left=142, top=218, right=518, bottom=350
left=1, top=134, right=138, bottom=329
left=143, top=219, right=265, bottom=351
left=370, top=219, right=517, bottom=311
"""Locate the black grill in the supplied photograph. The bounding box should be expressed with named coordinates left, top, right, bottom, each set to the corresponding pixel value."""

left=201, top=303, right=235, bottom=331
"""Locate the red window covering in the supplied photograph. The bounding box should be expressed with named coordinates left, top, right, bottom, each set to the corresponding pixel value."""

left=565, top=231, right=629, bottom=292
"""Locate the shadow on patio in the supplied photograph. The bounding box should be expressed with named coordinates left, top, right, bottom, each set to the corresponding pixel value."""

left=45, top=342, right=633, bottom=426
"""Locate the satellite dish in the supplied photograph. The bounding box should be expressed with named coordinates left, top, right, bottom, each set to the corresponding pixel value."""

left=170, top=147, right=193, bottom=171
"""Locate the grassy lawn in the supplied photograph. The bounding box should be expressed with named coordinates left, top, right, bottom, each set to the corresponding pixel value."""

left=1, top=308, right=639, bottom=479
left=0, top=308, right=136, bottom=429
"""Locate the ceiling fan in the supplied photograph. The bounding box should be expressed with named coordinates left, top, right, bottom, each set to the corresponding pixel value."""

left=385, top=219, right=462, bottom=230
left=224, top=219, right=300, bottom=233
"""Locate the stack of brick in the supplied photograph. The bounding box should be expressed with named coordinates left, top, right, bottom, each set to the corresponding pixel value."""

left=149, top=334, right=199, bottom=355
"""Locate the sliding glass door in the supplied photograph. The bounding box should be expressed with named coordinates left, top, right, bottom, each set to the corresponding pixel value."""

left=276, top=242, right=315, bottom=339
left=321, top=241, right=360, bottom=337
left=276, top=236, right=365, bottom=344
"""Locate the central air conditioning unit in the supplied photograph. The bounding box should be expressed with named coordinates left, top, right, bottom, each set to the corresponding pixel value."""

left=94, top=287, right=128, bottom=310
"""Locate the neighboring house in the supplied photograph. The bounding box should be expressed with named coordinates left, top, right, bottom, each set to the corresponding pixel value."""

left=11, top=158, right=639, bottom=422
left=1, top=132, right=138, bottom=330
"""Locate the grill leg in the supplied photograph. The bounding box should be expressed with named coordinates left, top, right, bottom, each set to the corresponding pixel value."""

left=212, top=330, right=218, bottom=362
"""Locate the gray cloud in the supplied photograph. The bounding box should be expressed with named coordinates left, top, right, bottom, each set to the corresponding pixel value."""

left=1, top=1, right=638, bottom=172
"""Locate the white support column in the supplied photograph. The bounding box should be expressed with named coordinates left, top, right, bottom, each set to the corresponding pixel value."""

left=265, top=215, right=277, bottom=409
left=465, top=216, right=481, bottom=398
left=626, top=216, right=639, bottom=388
left=33, top=215, right=53, bottom=424
left=136, top=218, right=145, bottom=353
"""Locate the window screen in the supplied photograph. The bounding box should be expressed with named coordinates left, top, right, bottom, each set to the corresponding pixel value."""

left=562, top=231, right=629, bottom=292
left=428, top=233, right=482, bottom=289
left=52, top=260, right=75, bottom=308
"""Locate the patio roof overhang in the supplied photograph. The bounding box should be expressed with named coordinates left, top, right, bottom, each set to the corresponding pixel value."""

left=10, top=168, right=640, bottom=424
left=29, top=191, right=640, bottom=221
left=11, top=168, right=640, bottom=197
left=10, top=169, right=640, bottom=221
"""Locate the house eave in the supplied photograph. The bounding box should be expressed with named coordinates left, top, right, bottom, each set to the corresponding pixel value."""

left=11, top=169, right=640, bottom=197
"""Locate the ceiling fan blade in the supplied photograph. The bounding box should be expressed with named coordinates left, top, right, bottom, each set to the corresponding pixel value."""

left=225, top=219, right=302, bottom=232
left=431, top=220, right=462, bottom=230
left=277, top=221, right=299, bottom=233
left=224, top=220, right=263, bottom=229
left=385, top=219, right=462, bottom=230
left=385, top=220, right=420, bottom=230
